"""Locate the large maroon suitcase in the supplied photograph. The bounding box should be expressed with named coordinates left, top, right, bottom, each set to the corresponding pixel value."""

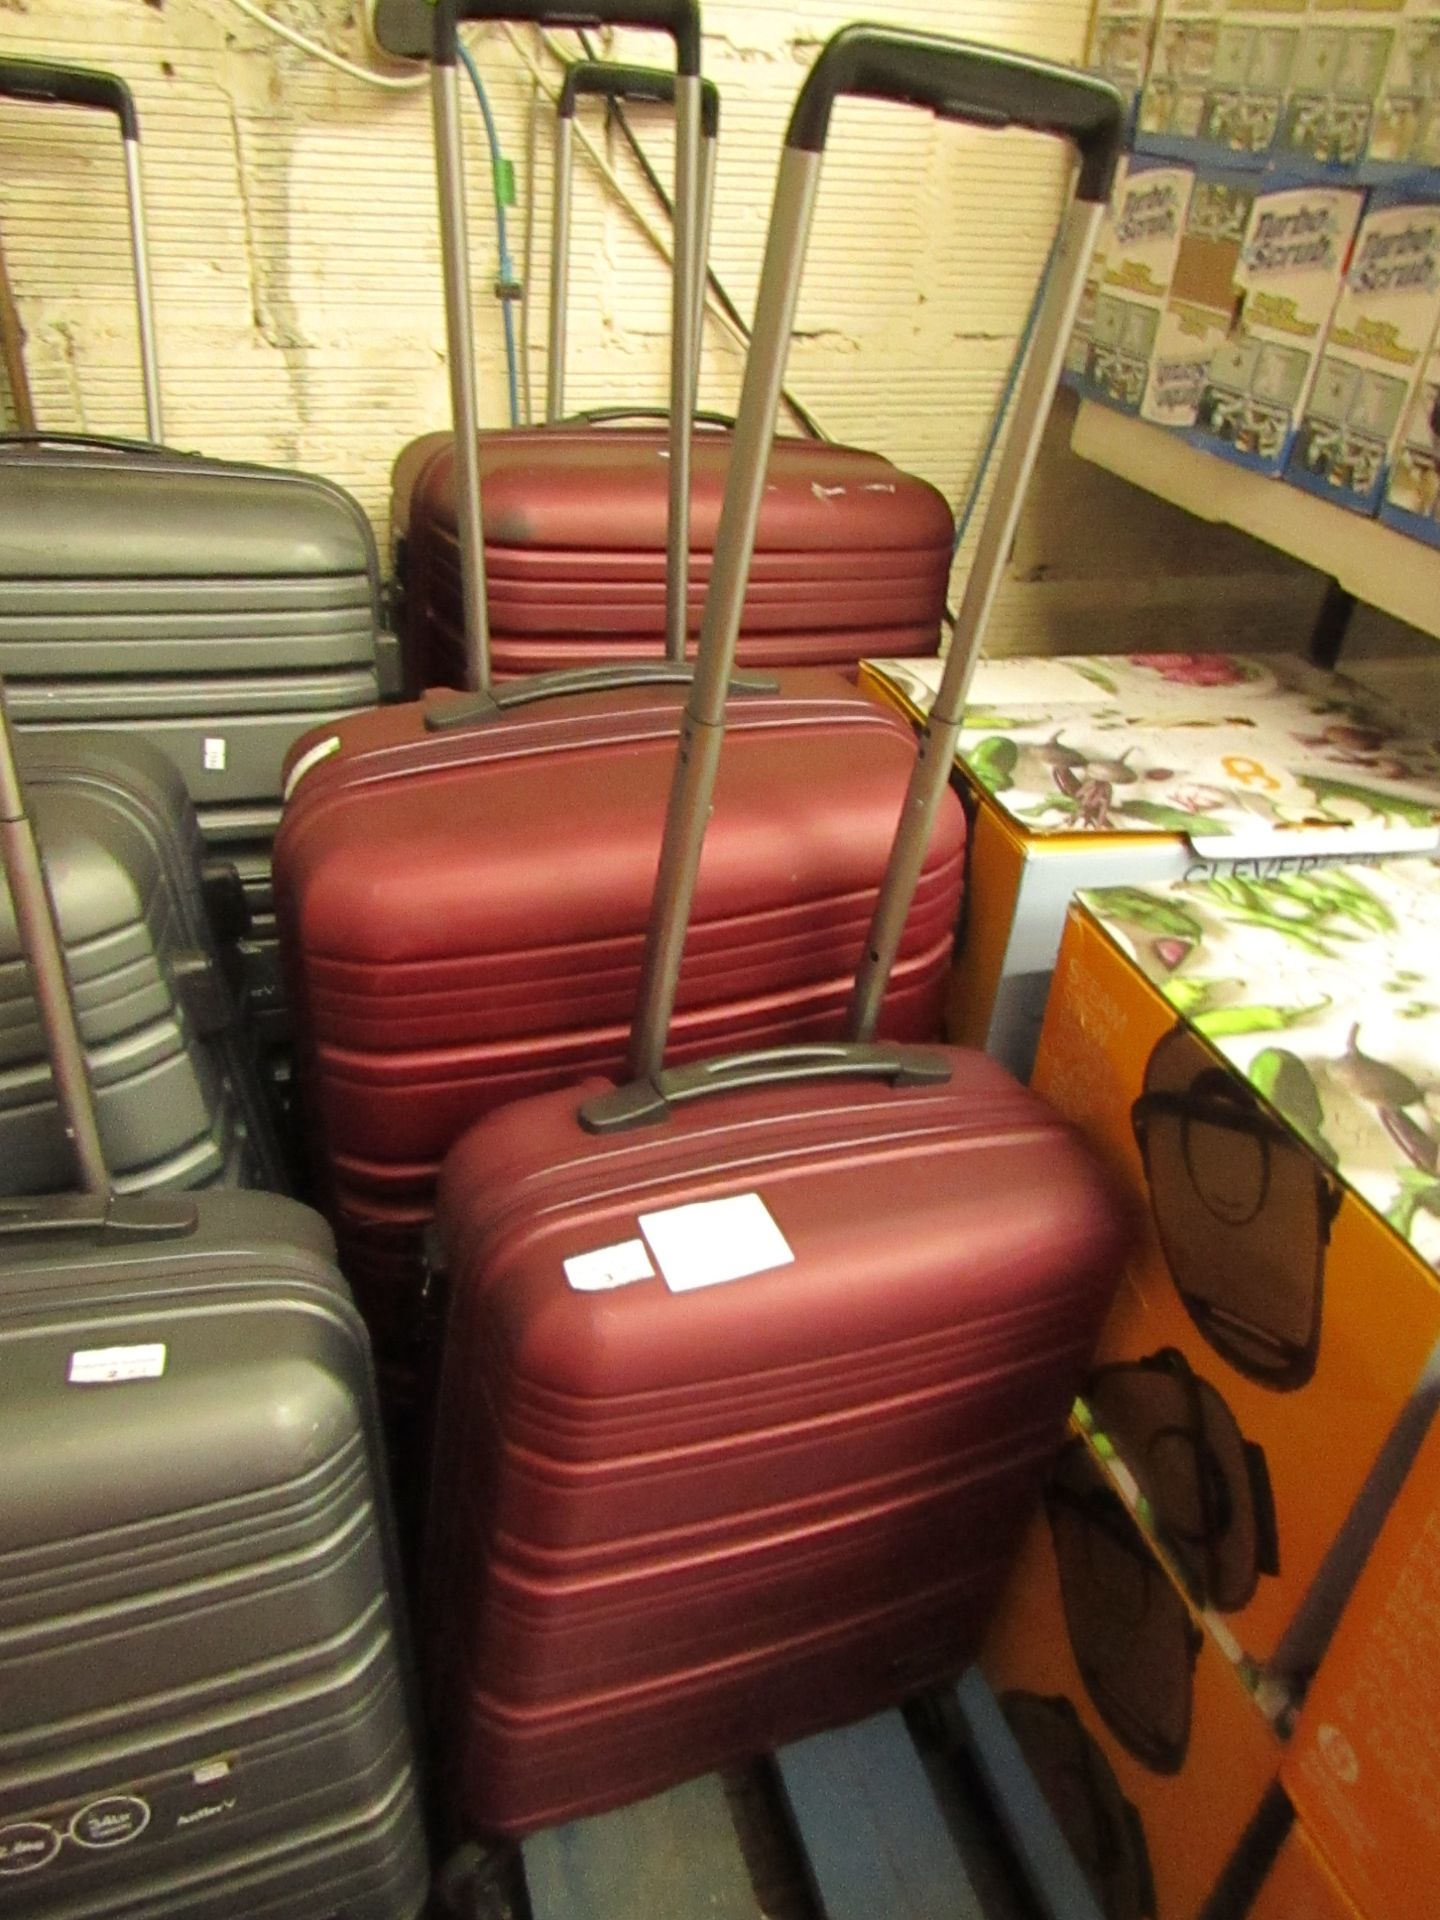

left=391, top=55, right=953, bottom=692
left=417, top=11, right=1126, bottom=1840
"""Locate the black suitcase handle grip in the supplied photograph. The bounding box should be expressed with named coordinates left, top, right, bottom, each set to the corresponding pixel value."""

left=785, top=25, right=1124, bottom=202
left=562, top=405, right=735, bottom=430
left=579, top=1042, right=954, bottom=1133
left=559, top=62, right=719, bottom=137
left=0, top=56, right=138, bottom=138
left=0, top=1192, right=199, bottom=1243
left=425, top=663, right=777, bottom=730
left=434, top=0, right=702, bottom=76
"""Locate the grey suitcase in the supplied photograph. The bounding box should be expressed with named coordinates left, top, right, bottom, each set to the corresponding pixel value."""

left=0, top=684, right=429, bottom=1919
left=0, top=57, right=394, bottom=886
left=2, top=722, right=283, bottom=1194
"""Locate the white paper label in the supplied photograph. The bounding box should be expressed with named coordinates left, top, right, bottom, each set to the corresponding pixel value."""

left=563, top=1238, right=655, bottom=1292
left=639, top=1192, right=794, bottom=1294
left=68, top=1342, right=167, bottom=1385
left=282, top=734, right=343, bottom=802
left=202, top=736, right=227, bottom=773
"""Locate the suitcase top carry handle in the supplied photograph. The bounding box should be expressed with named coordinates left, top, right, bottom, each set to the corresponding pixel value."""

left=433, top=0, right=703, bottom=74
left=0, top=679, right=110, bottom=1195
left=785, top=24, right=1124, bottom=204
left=558, top=61, right=719, bottom=135
left=547, top=61, right=717, bottom=432
left=0, top=55, right=163, bottom=442
left=428, top=4, right=704, bottom=690
left=0, top=55, right=138, bottom=136
left=617, top=23, right=1124, bottom=1095
left=424, top=662, right=777, bottom=730
left=580, top=1041, right=953, bottom=1132
left=564, top=405, right=734, bottom=429
left=0, top=1192, right=199, bottom=1244
left=0, top=430, right=183, bottom=458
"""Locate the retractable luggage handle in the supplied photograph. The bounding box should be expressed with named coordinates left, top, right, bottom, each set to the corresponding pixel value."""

left=582, top=24, right=1124, bottom=1132
left=427, top=0, right=704, bottom=692
left=0, top=57, right=163, bottom=443
left=0, top=678, right=199, bottom=1241
left=547, top=62, right=720, bottom=424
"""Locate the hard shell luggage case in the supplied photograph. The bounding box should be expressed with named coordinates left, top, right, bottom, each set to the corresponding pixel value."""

left=0, top=688, right=429, bottom=1919
left=3, top=727, right=282, bottom=1195
left=417, top=12, right=1127, bottom=1836
left=0, top=59, right=392, bottom=895
left=392, top=56, right=952, bottom=690
left=274, top=22, right=965, bottom=1403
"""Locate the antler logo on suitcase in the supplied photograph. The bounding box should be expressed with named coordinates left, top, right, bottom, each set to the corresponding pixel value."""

left=1046, top=1438, right=1202, bottom=1775
left=1085, top=1348, right=1280, bottom=1613
left=1001, top=1689, right=1157, bottom=1920
left=1132, top=1025, right=1342, bottom=1390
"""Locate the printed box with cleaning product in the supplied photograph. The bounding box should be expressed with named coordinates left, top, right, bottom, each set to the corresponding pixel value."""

left=1144, top=169, right=1260, bottom=428
left=1284, top=1399, right=1440, bottom=1920
left=1074, top=159, right=1197, bottom=412
left=1190, top=181, right=1364, bottom=471
left=1031, top=857, right=1440, bottom=1691
left=980, top=1428, right=1282, bottom=1920
left=858, top=650, right=1440, bottom=1079
left=1287, top=195, right=1440, bottom=512
left=1138, top=0, right=1309, bottom=162
left=1379, top=307, right=1440, bottom=541
left=1275, top=0, right=1409, bottom=172
left=1364, top=0, right=1440, bottom=182
left=1088, top=0, right=1167, bottom=102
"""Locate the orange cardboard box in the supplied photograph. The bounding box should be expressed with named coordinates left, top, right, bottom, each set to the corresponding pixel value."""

left=1283, top=1407, right=1440, bottom=1920
left=1032, top=867, right=1440, bottom=1685
left=1246, top=1822, right=1365, bottom=1920
left=980, top=1434, right=1281, bottom=1920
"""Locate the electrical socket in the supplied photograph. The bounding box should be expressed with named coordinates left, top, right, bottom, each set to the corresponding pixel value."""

left=362, top=0, right=433, bottom=63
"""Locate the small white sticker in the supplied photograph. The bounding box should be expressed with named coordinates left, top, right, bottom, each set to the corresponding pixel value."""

left=282, top=734, right=343, bottom=802
left=564, top=1239, right=655, bottom=1292
left=639, top=1192, right=794, bottom=1294
left=68, top=1342, right=167, bottom=1385
left=202, top=736, right=227, bottom=773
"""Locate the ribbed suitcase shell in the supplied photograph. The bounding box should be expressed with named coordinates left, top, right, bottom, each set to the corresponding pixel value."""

left=0, top=441, right=390, bottom=849
left=422, top=1053, right=1128, bottom=1834
left=0, top=1190, right=428, bottom=1918
left=394, top=427, right=953, bottom=690
left=3, top=738, right=280, bottom=1194
left=273, top=676, right=965, bottom=1378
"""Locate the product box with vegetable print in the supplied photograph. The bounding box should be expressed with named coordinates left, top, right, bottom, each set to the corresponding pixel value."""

left=857, top=650, right=1440, bottom=1080
left=979, top=1427, right=1283, bottom=1920
left=1284, top=1398, right=1440, bottom=1920
left=1031, top=855, right=1440, bottom=1694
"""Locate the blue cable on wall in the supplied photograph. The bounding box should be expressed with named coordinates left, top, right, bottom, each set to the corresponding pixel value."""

left=458, top=41, right=522, bottom=429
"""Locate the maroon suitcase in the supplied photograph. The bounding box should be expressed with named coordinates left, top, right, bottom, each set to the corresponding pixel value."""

left=417, top=11, right=1126, bottom=1839
left=390, top=56, right=953, bottom=692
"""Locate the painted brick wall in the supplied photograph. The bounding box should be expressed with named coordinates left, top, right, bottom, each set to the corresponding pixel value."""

left=0, top=0, right=1325, bottom=648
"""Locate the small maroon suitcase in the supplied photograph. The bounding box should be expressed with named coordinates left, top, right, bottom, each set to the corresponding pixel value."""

left=273, top=22, right=963, bottom=1410
left=391, top=57, right=953, bottom=692
left=417, top=12, right=1126, bottom=1839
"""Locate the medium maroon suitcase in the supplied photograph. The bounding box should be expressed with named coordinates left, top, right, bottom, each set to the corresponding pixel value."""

left=390, top=56, right=952, bottom=692
left=416, top=12, right=1126, bottom=1840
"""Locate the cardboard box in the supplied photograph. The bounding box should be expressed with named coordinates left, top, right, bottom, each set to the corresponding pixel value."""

left=1032, top=859, right=1440, bottom=1684
left=1364, top=1, right=1440, bottom=183
left=1143, top=170, right=1260, bottom=428
left=1247, top=1822, right=1366, bottom=1920
left=1276, top=0, right=1408, bottom=172
left=1138, top=0, right=1308, bottom=162
left=1190, top=182, right=1364, bottom=472
left=1287, top=196, right=1440, bottom=514
left=980, top=1433, right=1282, bottom=1920
left=1078, top=161, right=1198, bottom=413
left=1284, top=1404, right=1440, bottom=1920
left=857, top=651, right=1440, bottom=1078
left=1379, top=308, right=1440, bottom=543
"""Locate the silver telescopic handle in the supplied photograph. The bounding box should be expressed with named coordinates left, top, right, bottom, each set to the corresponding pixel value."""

left=545, top=109, right=574, bottom=423
left=0, top=684, right=109, bottom=1195
left=847, top=193, right=1104, bottom=1040
left=122, top=132, right=163, bottom=443
left=433, top=56, right=493, bottom=693
left=662, top=73, right=701, bottom=666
